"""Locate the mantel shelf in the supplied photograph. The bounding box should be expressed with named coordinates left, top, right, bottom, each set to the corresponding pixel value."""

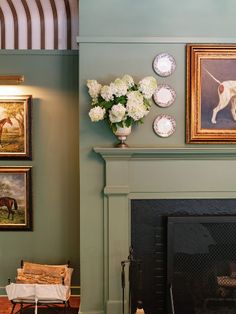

left=94, top=147, right=236, bottom=160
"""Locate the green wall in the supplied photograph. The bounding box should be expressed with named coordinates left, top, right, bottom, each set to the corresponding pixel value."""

left=79, top=1, right=236, bottom=314
left=0, top=51, right=80, bottom=294
left=80, top=0, right=236, bottom=37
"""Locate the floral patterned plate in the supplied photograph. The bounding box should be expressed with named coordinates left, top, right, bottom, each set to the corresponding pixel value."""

left=153, top=84, right=176, bottom=107
left=153, top=114, right=176, bottom=137
left=153, top=53, right=176, bottom=77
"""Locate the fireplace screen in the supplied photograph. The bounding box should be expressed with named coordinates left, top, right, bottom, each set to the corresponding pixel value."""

left=168, top=216, right=236, bottom=314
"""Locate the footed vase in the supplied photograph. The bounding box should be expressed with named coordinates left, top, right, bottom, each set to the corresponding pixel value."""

left=114, top=126, right=132, bottom=148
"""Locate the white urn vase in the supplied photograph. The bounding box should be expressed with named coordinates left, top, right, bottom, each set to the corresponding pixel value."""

left=114, top=125, right=132, bottom=148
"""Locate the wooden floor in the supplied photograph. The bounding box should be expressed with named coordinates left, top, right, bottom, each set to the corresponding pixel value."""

left=0, top=296, right=80, bottom=314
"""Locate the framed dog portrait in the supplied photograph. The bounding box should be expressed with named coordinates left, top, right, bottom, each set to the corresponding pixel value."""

left=186, top=44, right=236, bottom=143
left=0, top=95, right=32, bottom=158
left=0, top=167, right=32, bottom=231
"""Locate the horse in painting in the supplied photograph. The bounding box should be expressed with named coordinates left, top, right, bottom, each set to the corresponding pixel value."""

left=0, top=117, right=12, bottom=147
left=0, top=196, right=18, bottom=220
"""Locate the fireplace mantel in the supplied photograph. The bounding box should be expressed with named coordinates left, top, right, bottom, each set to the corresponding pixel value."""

left=94, top=147, right=236, bottom=160
left=92, top=146, right=236, bottom=314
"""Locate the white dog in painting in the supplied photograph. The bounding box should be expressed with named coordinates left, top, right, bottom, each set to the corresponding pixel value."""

left=204, top=68, right=236, bottom=124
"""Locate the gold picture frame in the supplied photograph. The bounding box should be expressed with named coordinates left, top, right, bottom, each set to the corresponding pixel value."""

left=186, top=44, right=236, bottom=143
left=0, top=95, right=31, bottom=158
left=0, top=167, right=32, bottom=231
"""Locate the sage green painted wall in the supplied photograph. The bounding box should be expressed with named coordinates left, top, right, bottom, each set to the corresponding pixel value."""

left=79, top=1, right=236, bottom=314
left=0, top=51, right=80, bottom=294
left=80, top=0, right=236, bottom=37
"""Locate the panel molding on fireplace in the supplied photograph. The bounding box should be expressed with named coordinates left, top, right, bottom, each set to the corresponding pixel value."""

left=104, top=185, right=130, bottom=195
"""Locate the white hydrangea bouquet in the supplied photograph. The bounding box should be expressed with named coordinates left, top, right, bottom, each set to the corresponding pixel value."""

left=87, top=74, right=157, bottom=133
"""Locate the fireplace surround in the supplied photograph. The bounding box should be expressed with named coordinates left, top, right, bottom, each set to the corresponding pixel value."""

left=93, top=147, right=236, bottom=314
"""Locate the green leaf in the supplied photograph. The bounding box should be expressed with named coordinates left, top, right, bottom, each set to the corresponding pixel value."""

left=100, top=101, right=113, bottom=110
left=130, top=84, right=138, bottom=91
left=144, top=98, right=151, bottom=108
left=117, top=121, right=124, bottom=128
left=97, top=95, right=104, bottom=102
left=125, top=117, right=133, bottom=127
left=137, top=118, right=144, bottom=124
left=111, top=124, right=117, bottom=132
left=115, top=96, right=127, bottom=105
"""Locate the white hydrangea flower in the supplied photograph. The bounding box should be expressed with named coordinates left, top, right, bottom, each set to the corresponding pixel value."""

left=87, top=75, right=155, bottom=127
left=87, top=80, right=102, bottom=101
left=109, top=103, right=126, bottom=123
left=127, top=103, right=149, bottom=121
left=122, top=75, right=134, bottom=88
left=126, top=91, right=149, bottom=121
left=101, top=85, right=114, bottom=101
left=88, top=106, right=106, bottom=122
left=127, top=90, right=144, bottom=106
left=138, top=76, right=157, bottom=99
left=110, top=78, right=128, bottom=97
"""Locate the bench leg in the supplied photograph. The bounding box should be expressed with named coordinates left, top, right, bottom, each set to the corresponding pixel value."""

left=20, top=303, right=23, bottom=314
left=10, top=303, right=16, bottom=314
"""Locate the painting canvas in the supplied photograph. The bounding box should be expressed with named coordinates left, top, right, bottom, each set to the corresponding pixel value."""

left=0, top=95, right=31, bottom=158
left=0, top=167, right=32, bottom=230
left=186, top=44, right=236, bottom=143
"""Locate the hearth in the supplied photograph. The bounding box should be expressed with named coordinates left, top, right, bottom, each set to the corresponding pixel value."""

left=131, top=199, right=236, bottom=314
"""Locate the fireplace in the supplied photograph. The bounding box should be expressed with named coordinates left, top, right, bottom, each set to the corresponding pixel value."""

left=131, top=199, right=236, bottom=314
left=92, top=147, right=236, bottom=314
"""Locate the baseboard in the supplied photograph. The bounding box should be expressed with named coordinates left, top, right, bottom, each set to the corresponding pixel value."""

left=106, top=300, right=127, bottom=314
left=78, top=311, right=104, bottom=314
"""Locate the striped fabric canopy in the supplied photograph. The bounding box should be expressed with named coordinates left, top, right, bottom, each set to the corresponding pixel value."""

left=0, top=0, right=78, bottom=50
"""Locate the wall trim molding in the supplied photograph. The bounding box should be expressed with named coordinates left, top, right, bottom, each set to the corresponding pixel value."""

left=0, top=50, right=78, bottom=56
left=77, top=36, right=236, bottom=44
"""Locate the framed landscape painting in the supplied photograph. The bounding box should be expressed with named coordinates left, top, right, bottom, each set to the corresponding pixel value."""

left=0, top=95, right=31, bottom=158
left=0, top=167, right=32, bottom=231
left=186, top=44, right=236, bottom=143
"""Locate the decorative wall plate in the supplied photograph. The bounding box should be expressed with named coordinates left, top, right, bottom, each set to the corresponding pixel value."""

left=153, top=84, right=176, bottom=107
left=153, top=53, right=176, bottom=77
left=153, top=114, right=176, bottom=138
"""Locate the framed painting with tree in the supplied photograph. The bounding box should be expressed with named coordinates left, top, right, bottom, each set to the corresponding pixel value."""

left=0, top=166, right=32, bottom=231
left=0, top=95, right=31, bottom=158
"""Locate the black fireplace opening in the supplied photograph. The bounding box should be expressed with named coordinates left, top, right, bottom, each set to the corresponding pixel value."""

left=168, top=216, right=236, bottom=314
left=131, top=199, right=236, bottom=314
